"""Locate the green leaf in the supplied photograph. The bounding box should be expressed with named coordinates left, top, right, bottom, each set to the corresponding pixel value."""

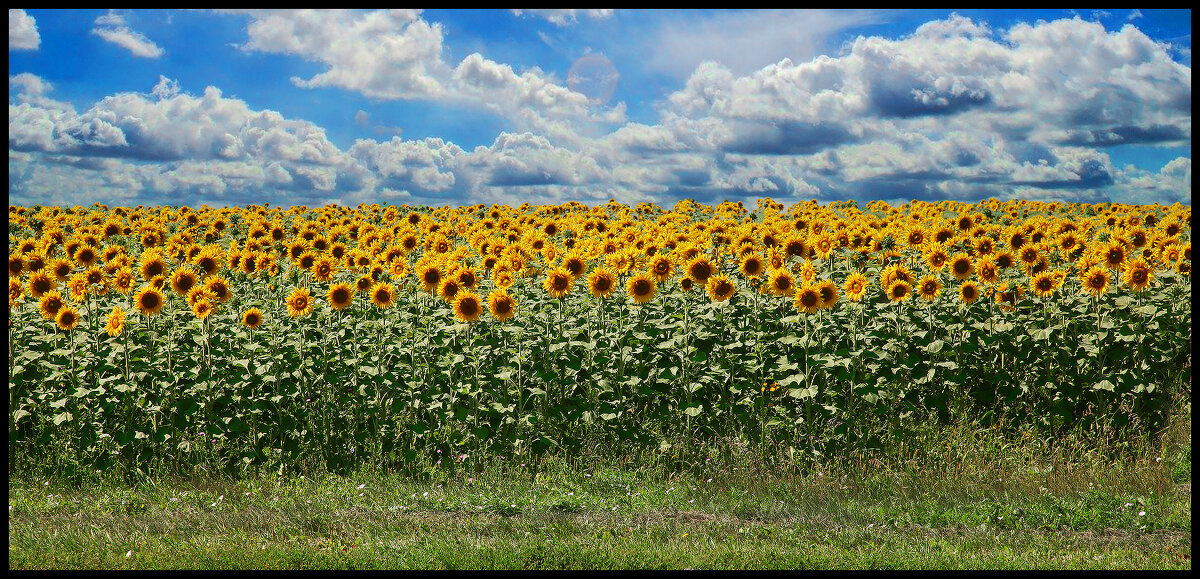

left=788, top=385, right=818, bottom=399
left=53, top=412, right=73, bottom=425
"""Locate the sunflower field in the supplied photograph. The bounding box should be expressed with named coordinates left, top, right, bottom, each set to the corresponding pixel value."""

left=6, top=199, right=1192, bottom=477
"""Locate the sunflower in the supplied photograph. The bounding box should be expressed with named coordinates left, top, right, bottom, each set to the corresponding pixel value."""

left=55, top=306, right=81, bottom=331
left=112, top=267, right=136, bottom=294
left=312, top=256, right=338, bottom=282
left=959, top=280, right=980, bottom=305
left=355, top=274, right=374, bottom=294
left=74, top=245, right=99, bottom=268
left=192, top=299, right=214, bottom=320
left=880, top=263, right=914, bottom=289
left=1080, top=266, right=1110, bottom=296
left=7, top=253, right=24, bottom=279
left=328, top=282, right=354, bottom=311
left=816, top=279, right=838, bottom=309
left=1100, top=241, right=1126, bottom=270
left=994, top=283, right=1021, bottom=312
left=1018, top=246, right=1041, bottom=267
left=793, top=284, right=821, bottom=314
left=418, top=262, right=443, bottom=294
left=686, top=256, right=715, bottom=284
left=974, top=236, right=995, bottom=256
left=1122, top=259, right=1153, bottom=292
left=204, top=275, right=231, bottom=303
left=649, top=255, right=673, bottom=282
left=993, top=251, right=1015, bottom=270
left=917, top=275, right=941, bottom=302
left=798, top=260, right=817, bottom=284
left=627, top=272, right=657, bottom=304
left=140, top=252, right=167, bottom=281
left=438, top=274, right=465, bottom=302
left=679, top=277, right=695, bottom=293
left=453, top=291, right=483, bottom=323
left=766, top=268, right=796, bottom=296
left=9, top=279, right=22, bottom=305
left=194, top=250, right=222, bottom=277
left=297, top=251, right=318, bottom=272
left=49, top=258, right=73, bottom=282
left=494, top=269, right=515, bottom=289
left=68, top=272, right=89, bottom=303
left=886, top=280, right=912, bottom=302
left=544, top=267, right=574, bottom=299
left=1030, top=270, right=1059, bottom=299
left=39, top=290, right=65, bottom=321
left=371, top=282, right=396, bottom=310
left=170, top=268, right=199, bottom=297
left=925, top=248, right=949, bottom=272
left=707, top=274, right=736, bottom=302
left=782, top=235, right=807, bottom=260
left=739, top=253, right=765, bottom=280
left=561, top=253, right=587, bottom=280
left=106, top=306, right=126, bottom=337
left=905, top=225, right=928, bottom=248
left=286, top=287, right=314, bottom=317
left=488, top=289, right=516, bottom=321
left=187, top=286, right=216, bottom=307
left=135, top=285, right=165, bottom=316
left=1056, top=232, right=1082, bottom=259
left=233, top=308, right=262, bottom=331
left=587, top=267, right=618, bottom=299
left=949, top=253, right=973, bottom=280
left=28, top=271, right=54, bottom=299
left=843, top=272, right=869, bottom=302
left=1176, top=260, right=1191, bottom=276
left=976, top=255, right=999, bottom=285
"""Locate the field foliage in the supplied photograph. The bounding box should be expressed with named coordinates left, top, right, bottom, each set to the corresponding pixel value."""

left=7, top=198, right=1191, bottom=478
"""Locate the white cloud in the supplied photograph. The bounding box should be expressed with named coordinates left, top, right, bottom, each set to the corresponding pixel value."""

left=9, top=72, right=51, bottom=97
left=91, top=11, right=164, bottom=58
left=510, top=9, right=615, bottom=26
left=236, top=9, right=449, bottom=100
left=8, top=13, right=1192, bottom=209
left=646, top=9, right=883, bottom=80
left=230, top=10, right=623, bottom=143
left=9, top=9, right=39, bottom=50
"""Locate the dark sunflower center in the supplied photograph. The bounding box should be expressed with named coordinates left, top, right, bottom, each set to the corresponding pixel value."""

left=802, top=292, right=818, bottom=307
left=634, top=280, right=651, bottom=295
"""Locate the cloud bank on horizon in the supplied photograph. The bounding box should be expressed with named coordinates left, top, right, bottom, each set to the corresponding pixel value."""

left=7, top=9, right=1192, bottom=209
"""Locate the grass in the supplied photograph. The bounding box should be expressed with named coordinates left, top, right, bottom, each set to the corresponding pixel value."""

left=9, top=403, right=1191, bottom=569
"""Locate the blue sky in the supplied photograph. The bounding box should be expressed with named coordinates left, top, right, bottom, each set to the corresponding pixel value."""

left=8, top=9, right=1191, bottom=208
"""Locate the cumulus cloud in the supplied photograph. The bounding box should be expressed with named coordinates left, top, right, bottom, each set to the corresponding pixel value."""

left=646, top=9, right=882, bottom=80
left=8, top=13, right=1192, bottom=209
left=234, top=9, right=449, bottom=100
left=230, top=10, right=623, bottom=141
left=91, top=11, right=164, bottom=58
left=9, top=9, right=39, bottom=50
left=510, top=9, right=615, bottom=26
